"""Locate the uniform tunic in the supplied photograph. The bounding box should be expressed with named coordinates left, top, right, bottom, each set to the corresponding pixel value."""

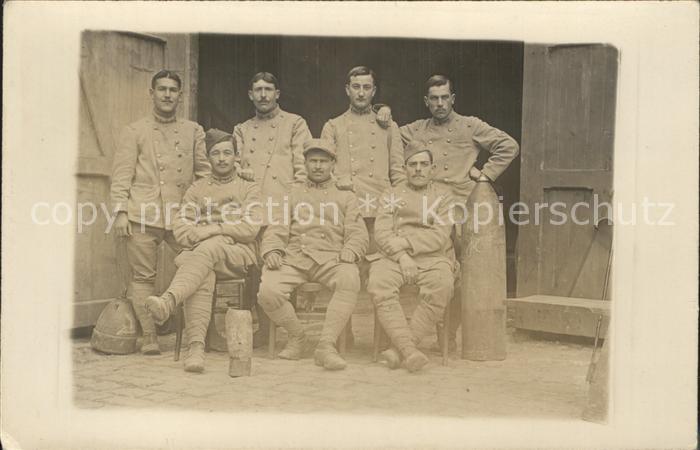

left=233, top=107, right=312, bottom=220
left=111, top=113, right=211, bottom=229
left=400, top=111, right=519, bottom=201
left=260, top=179, right=369, bottom=271
left=321, top=109, right=406, bottom=217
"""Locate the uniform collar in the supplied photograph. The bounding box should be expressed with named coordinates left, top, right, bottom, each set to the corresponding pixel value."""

left=431, top=110, right=457, bottom=127
left=210, top=173, right=237, bottom=185
left=152, top=110, right=178, bottom=124
left=255, top=106, right=281, bottom=121
left=305, top=178, right=333, bottom=189
left=349, top=105, right=373, bottom=116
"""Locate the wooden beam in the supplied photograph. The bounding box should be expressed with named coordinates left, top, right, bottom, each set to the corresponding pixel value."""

left=506, top=295, right=610, bottom=338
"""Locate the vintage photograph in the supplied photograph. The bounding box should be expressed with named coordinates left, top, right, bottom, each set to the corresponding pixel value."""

left=2, top=3, right=697, bottom=449
left=72, top=31, right=615, bottom=420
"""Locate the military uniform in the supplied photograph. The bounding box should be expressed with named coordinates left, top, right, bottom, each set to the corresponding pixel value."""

left=367, top=180, right=456, bottom=359
left=321, top=109, right=405, bottom=218
left=399, top=111, right=519, bottom=202
left=257, top=174, right=369, bottom=365
left=110, top=112, right=211, bottom=341
left=161, top=174, right=262, bottom=350
left=233, top=107, right=311, bottom=223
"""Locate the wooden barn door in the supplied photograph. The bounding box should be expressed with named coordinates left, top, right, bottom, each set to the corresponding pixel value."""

left=516, top=44, right=617, bottom=300
left=74, top=31, right=196, bottom=328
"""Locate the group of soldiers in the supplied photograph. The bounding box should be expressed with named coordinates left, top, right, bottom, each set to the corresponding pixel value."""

left=110, top=66, right=519, bottom=374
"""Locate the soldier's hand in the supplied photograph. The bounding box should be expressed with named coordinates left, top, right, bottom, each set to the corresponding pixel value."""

left=386, top=237, right=410, bottom=254
left=335, top=177, right=355, bottom=192
left=114, top=212, right=131, bottom=237
left=469, top=167, right=491, bottom=182
left=264, top=251, right=284, bottom=270
left=399, top=254, right=418, bottom=285
left=375, top=106, right=393, bottom=129
left=239, top=167, right=255, bottom=182
left=339, top=249, right=356, bottom=263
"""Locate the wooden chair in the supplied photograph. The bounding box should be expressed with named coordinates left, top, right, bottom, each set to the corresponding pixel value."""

left=267, top=282, right=350, bottom=359
left=372, top=286, right=451, bottom=366
left=173, top=277, right=246, bottom=361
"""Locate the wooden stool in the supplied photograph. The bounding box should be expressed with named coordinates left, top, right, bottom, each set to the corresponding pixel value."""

left=268, top=282, right=350, bottom=359
left=173, top=277, right=246, bottom=361
left=372, top=289, right=451, bottom=366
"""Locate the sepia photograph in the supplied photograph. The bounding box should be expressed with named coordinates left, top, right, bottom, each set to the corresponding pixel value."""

left=2, top=2, right=697, bottom=449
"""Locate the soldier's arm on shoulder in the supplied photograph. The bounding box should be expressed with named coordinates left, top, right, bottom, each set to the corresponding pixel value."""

left=172, top=183, right=202, bottom=248
left=193, top=124, right=212, bottom=179
left=471, top=117, right=520, bottom=182
left=110, top=124, right=139, bottom=213
left=291, top=116, right=311, bottom=182
left=388, top=122, right=407, bottom=185
left=399, top=120, right=418, bottom=147
left=341, top=193, right=369, bottom=261
left=320, top=120, right=336, bottom=143
left=220, top=181, right=262, bottom=244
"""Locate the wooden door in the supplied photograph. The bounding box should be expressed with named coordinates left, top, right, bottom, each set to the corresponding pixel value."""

left=516, top=44, right=616, bottom=299
left=74, top=31, right=196, bottom=328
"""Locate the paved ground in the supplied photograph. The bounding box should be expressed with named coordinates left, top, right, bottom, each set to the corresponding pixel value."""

left=73, top=310, right=593, bottom=419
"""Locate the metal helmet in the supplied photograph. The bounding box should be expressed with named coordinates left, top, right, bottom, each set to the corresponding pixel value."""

left=90, top=298, right=140, bottom=354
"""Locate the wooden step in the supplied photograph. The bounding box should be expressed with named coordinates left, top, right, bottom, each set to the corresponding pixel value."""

left=506, top=295, right=610, bottom=338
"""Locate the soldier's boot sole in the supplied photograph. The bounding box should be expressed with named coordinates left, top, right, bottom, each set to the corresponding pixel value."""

left=277, top=333, right=307, bottom=360
left=378, top=348, right=402, bottom=370
left=404, top=350, right=430, bottom=373
left=314, top=345, right=347, bottom=371
left=141, top=333, right=161, bottom=355
left=184, top=342, right=205, bottom=373
left=145, top=295, right=174, bottom=326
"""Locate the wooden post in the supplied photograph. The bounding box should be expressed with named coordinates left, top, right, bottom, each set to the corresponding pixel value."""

left=460, top=181, right=507, bottom=361
left=226, top=309, right=253, bottom=377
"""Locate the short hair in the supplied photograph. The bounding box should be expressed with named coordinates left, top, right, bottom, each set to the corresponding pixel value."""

left=151, top=70, right=182, bottom=90
left=345, top=66, right=377, bottom=86
left=249, top=72, right=279, bottom=90
left=425, top=74, right=452, bottom=95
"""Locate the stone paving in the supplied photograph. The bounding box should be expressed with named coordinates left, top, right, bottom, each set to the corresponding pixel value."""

left=73, top=311, right=593, bottom=419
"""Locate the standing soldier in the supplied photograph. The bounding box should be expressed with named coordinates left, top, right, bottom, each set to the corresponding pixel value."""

left=145, top=129, right=261, bottom=372
left=111, top=70, right=210, bottom=355
left=367, top=141, right=456, bottom=372
left=233, top=72, right=312, bottom=347
left=257, top=139, right=368, bottom=370
left=320, top=66, right=405, bottom=232
left=381, top=74, right=520, bottom=351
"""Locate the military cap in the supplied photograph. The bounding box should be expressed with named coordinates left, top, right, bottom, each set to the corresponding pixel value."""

left=404, top=140, right=433, bottom=162
left=303, top=138, right=336, bottom=160
left=205, top=128, right=234, bottom=154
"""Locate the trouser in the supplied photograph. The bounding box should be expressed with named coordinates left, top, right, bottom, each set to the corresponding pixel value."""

left=257, top=260, right=360, bottom=346
left=125, top=222, right=181, bottom=336
left=166, top=235, right=254, bottom=345
left=367, top=258, right=454, bottom=356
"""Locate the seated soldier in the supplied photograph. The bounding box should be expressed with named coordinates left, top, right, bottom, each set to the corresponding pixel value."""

left=145, top=129, right=262, bottom=373
left=257, top=138, right=369, bottom=370
left=367, top=140, right=456, bottom=372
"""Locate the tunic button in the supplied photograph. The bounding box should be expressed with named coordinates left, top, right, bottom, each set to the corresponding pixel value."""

left=447, top=139, right=451, bottom=143
left=272, top=175, right=277, bottom=179
left=428, top=140, right=433, bottom=144
left=444, top=166, right=449, bottom=170
left=443, top=152, right=448, bottom=156
left=208, top=181, right=212, bottom=185
left=269, top=137, right=274, bottom=141
left=157, top=153, right=162, bottom=158
left=321, top=233, right=325, bottom=238
left=160, top=181, right=165, bottom=185
left=351, top=158, right=355, bottom=162
left=250, top=149, right=255, bottom=153
left=371, top=145, right=376, bottom=149
left=252, top=137, right=256, bottom=141
left=349, top=144, right=354, bottom=148
left=159, top=166, right=164, bottom=171
left=175, top=140, right=180, bottom=144
left=370, top=157, right=374, bottom=162
left=369, top=173, right=373, bottom=177
left=266, top=164, right=271, bottom=168
left=448, top=128, right=453, bottom=132
left=444, top=178, right=449, bottom=182
left=271, top=124, right=276, bottom=128
left=352, top=171, right=357, bottom=176
left=349, top=131, right=353, bottom=134
left=371, top=131, right=375, bottom=135
left=177, top=168, right=182, bottom=172
left=301, top=233, right=306, bottom=237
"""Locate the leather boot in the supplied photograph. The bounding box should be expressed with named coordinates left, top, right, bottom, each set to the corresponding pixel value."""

left=314, top=343, right=347, bottom=371
left=184, top=342, right=205, bottom=373
left=266, top=302, right=306, bottom=359
left=145, top=294, right=176, bottom=326
left=141, top=333, right=160, bottom=355
left=379, top=347, right=402, bottom=370
left=403, top=348, right=430, bottom=372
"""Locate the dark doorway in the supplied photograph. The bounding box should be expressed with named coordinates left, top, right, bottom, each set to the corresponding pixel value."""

left=197, top=34, right=523, bottom=294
